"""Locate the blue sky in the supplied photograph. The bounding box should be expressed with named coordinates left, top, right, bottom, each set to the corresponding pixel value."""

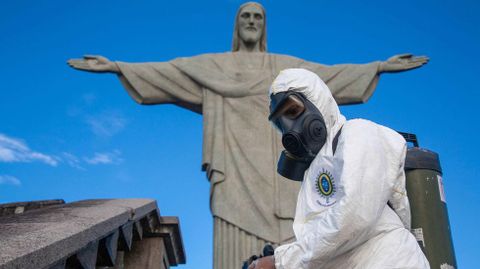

left=1, top=0, right=478, bottom=268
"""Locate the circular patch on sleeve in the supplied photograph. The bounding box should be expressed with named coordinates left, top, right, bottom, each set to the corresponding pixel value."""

left=315, top=170, right=337, bottom=206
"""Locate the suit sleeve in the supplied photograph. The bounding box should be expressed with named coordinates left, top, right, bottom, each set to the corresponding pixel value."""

left=388, top=137, right=411, bottom=229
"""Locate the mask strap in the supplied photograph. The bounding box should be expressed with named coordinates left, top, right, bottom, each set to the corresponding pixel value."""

left=332, top=126, right=343, bottom=155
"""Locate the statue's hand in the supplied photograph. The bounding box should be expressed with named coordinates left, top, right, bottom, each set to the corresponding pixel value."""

left=380, top=53, right=429, bottom=73
left=67, top=55, right=119, bottom=73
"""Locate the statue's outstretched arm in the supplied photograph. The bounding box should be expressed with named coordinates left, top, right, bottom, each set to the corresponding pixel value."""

left=379, top=53, right=429, bottom=73
left=67, top=55, right=120, bottom=74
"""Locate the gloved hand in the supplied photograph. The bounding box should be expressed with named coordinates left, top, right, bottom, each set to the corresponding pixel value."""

left=242, top=255, right=259, bottom=269
left=247, top=255, right=275, bottom=269
left=242, top=244, right=276, bottom=269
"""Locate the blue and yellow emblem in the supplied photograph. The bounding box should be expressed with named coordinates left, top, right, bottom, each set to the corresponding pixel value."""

left=315, top=169, right=336, bottom=206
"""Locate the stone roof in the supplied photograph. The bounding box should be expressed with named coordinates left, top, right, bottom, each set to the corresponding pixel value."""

left=0, top=199, right=185, bottom=269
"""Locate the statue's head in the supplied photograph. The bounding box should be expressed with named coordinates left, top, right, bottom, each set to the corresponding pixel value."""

left=232, top=2, right=267, bottom=52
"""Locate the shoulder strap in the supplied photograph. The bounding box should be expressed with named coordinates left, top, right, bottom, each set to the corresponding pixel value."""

left=332, top=127, right=343, bottom=155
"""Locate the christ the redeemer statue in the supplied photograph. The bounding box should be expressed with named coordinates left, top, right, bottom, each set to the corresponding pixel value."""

left=68, top=2, right=428, bottom=268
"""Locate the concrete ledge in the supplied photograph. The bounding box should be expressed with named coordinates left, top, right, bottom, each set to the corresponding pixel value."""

left=0, top=199, right=65, bottom=216
left=153, top=217, right=186, bottom=266
left=0, top=199, right=186, bottom=269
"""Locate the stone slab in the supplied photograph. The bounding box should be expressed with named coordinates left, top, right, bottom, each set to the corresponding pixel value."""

left=0, top=199, right=158, bottom=269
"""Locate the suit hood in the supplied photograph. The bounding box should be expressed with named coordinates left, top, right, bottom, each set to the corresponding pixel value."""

left=270, top=68, right=346, bottom=153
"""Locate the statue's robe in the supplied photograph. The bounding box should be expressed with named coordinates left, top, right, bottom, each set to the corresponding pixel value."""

left=116, top=52, right=380, bottom=268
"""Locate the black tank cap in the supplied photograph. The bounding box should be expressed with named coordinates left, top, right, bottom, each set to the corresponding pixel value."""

left=405, top=147, right=442, bottom=173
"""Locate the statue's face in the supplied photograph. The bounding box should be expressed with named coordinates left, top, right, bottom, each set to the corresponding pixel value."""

left=238, top=5, right=264, bottom=45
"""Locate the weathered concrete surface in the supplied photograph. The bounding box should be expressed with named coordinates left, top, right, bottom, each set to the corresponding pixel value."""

left=154, top=217, right=186, bottom=266
left=124, top=237, right=168, bottom=269
left=0, top=199, right=166, bottom=269
left=0, top=199, right=65, bottom=216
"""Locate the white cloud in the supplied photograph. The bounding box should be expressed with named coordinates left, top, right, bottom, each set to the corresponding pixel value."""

left=0, top=134, right=58, bottom=166
left=0, top=133, right=126, bottom=171
left=61, top=152, right=85, bottom=170
left=66, top=96, right=127, bottom=137
left=0, top=175, right=21, bottom=186
left=86, top=111, right=127, bottom=137
left=84, top=150, right=123, bottom=165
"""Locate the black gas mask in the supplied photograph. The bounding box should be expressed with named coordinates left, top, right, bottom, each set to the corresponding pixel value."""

left=269, top=91, right=327, bottom=181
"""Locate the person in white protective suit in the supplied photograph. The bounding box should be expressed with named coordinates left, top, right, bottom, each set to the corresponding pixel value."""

left=249, top=68, right=429, bottom=269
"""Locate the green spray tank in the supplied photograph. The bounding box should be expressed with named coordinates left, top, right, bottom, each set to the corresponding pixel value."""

left=399, top=132, right=457, bottom=269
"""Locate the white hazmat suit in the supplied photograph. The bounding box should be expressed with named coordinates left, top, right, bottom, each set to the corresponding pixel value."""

left=270, top=69, right=429, bottom=269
